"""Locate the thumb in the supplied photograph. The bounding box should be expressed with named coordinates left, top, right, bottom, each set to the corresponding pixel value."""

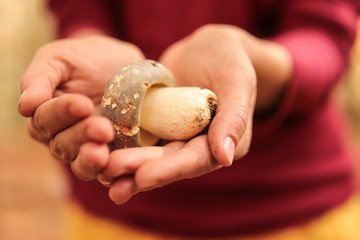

left=19, top=44, right=70, bottom=117
left=208, top=72, right=256, bottom=167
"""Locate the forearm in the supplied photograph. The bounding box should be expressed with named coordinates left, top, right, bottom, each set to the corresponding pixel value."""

left=240, top=31, right=293, bottom=113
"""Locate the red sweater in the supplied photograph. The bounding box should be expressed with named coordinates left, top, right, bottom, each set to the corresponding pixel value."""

left=49, top=0, right=359, bottom=238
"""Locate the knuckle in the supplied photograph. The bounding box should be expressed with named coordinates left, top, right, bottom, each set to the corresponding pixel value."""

left=26, top=119, right=39, bottom=140
left=27, top=117, right=51, bottom=142
left=34, top=119, right=51, bottom=139
left=232, top=106, right=249, bottom=140
left=195, top=24, right=238, bottom=39
left=37, top=40, right=64, bottom=55
left=35, top=43, right=57, bottom=59
left=49, top=137, right=70, bottom=162
left=234, top=124, right=252, bottom=160
left=127, top=43, right=145, bottom=60
left=196, top=24, right=221, bottom=34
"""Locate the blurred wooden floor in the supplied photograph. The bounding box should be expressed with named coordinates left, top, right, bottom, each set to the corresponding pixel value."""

left=0, top=1, right=66, bottom=239
left=0, top=131, right=69, bottom=240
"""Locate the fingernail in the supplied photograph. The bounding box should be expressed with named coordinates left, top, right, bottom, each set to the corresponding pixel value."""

left=97, top=174, right=113, bottom=187
left=18, top=89, right=27, bottom=105
left=223, top=137, right=235, bottom=166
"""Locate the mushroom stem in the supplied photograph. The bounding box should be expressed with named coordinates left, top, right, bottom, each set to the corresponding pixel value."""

left=140, top=87, right=217, bottom=141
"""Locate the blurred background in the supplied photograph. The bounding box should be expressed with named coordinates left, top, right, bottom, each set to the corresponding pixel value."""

left=0, top=1, right=359, bottom=240
left=0, top=1, right=69, bottom=240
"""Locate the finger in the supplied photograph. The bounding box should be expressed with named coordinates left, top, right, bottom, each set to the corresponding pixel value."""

left=26, top=94, right=94, bottom=144
left=50, top=116, right=114, bottom=162
left=208, top=59, right=257, bottom=166
left=98, top=141, right=184, bottom=185
left=135, top=135, right=221, bottom=190
left=108, top=176, right=138, bottom=204
left=71, top=142, right=110, bottom=181
left=19, top=42, right=71, bottom=117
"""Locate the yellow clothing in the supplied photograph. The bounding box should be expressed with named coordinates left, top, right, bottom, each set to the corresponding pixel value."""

left=63, top=194, right=360, bottom=240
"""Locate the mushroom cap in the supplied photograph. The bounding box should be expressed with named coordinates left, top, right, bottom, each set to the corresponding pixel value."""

left=101, top=60, right=175, bottom=150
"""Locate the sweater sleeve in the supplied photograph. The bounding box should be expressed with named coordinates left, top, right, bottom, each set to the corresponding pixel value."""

left=258, top=0, right=358, bottom=127
left=47, top=0, right=119, bottom=38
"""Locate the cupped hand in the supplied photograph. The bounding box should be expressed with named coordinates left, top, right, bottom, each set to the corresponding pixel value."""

left=98, top=135, right=221, bottom=204
left=99, top=24, right=258, bottom=204
left=19, top=34, right=145, bottom=180
left=160, top=24, right=257, bottom=166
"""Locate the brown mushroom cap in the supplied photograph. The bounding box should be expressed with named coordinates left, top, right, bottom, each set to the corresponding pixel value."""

left=100, top=60, right=175, bottom=150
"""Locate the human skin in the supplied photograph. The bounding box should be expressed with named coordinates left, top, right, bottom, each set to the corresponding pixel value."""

left=18, top=24, right=292, bottom=204
left=19, top=31, right=145, bottom=180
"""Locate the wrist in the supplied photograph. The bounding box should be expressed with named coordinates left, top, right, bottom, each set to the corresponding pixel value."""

left=239, top=31, right=293, bottom=113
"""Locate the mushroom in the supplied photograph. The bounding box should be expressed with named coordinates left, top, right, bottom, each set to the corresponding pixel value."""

left=101, top=60, right=217, bottom=150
